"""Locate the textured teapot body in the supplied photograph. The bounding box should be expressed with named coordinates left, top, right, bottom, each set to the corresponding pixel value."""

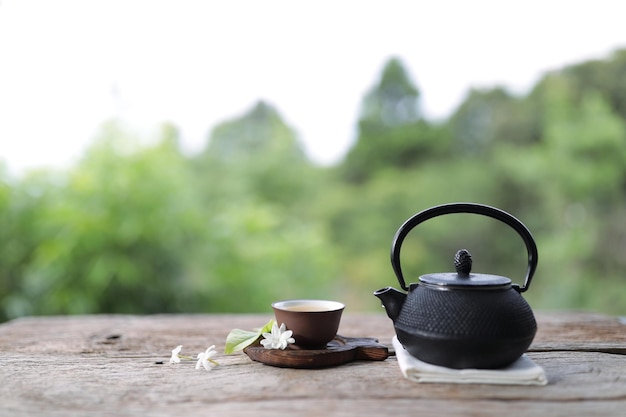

left=375, top=203, right=540, bottom=369
left=392, top=283, right=536, bottom=369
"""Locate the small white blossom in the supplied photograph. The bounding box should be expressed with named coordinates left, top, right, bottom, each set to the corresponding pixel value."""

left=195, top=345, right=218, bottom=371
left=260, top=322, right=295, bottom=350
left=169, top=345, right=183, bottom=364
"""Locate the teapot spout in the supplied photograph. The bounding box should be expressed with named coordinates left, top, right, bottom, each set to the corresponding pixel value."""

left=374, top=287, right=406, bottom=321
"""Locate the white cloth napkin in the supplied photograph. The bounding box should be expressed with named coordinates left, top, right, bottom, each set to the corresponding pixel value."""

left=393, top=336, right=548, bottom=385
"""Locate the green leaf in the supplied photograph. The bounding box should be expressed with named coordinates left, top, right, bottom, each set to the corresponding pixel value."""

left=224, top=319, right=275, bottom=354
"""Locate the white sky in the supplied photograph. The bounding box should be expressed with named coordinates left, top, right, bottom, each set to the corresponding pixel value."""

left=1, top=0, right=626, bottom=174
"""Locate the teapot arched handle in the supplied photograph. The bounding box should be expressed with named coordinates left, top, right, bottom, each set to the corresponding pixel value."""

left=391, top=203, right=538, bottom=293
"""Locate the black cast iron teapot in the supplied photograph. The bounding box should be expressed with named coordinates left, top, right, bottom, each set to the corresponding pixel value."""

left=374, top=203, right=538, bottom=369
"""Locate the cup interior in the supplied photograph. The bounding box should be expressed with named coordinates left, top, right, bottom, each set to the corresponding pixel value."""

left=272, top=299, right=344, bottom=312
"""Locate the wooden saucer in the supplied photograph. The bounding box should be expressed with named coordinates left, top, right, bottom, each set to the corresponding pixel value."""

left=243, top=335, right=389, bottom=369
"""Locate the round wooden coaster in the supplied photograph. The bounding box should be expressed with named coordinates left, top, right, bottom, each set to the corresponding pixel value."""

left=243, top=335, right=389, bottom=369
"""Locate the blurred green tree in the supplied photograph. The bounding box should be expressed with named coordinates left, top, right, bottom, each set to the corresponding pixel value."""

left=200, top=100, right=315, bottom=205
left=190, top=101, right=342, bottom=311
left=450, top=87, right=541, bottom=152
left=342, top=58, right=452, bottom=182
left=486, top=73, right=626, bottom=313
left=563, top=49, right=626, bottom=121
left=0, top=166, right=58, bottom=319
left=2, top=121, right=207, bottom=317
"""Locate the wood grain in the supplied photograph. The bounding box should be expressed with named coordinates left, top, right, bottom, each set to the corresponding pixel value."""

left=0, top=312, right=624, bottom=417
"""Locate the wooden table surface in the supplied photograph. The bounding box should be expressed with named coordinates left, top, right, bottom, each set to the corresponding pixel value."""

left=0, top=311, right=625, bottom=417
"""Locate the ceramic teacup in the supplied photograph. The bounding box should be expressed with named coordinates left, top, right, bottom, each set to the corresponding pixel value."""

left=272, top=299, right=345, bottom=348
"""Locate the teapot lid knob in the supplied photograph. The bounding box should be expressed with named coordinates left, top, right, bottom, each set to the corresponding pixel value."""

left=454, top=249, right=472, bottom=277
left=419, top=247, right=510, bottom=289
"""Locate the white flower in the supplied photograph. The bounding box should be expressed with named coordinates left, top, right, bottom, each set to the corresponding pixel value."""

left=260, top=322, right=295, bottom=350
left=195, top=345, right=218, bottom=371
left=170, top=345, right=183, bottom=364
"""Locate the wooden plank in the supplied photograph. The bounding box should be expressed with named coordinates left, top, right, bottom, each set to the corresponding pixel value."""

left=0, top=312, right=624, bottom=417
left=531, top=311, right=626, bottom=354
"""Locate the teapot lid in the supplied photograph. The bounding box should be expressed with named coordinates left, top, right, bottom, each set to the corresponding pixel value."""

left=418, top=249, right=511, bottom=290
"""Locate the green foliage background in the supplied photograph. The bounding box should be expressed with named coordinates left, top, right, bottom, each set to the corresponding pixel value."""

left=2, top=51, right=626, bottom=321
